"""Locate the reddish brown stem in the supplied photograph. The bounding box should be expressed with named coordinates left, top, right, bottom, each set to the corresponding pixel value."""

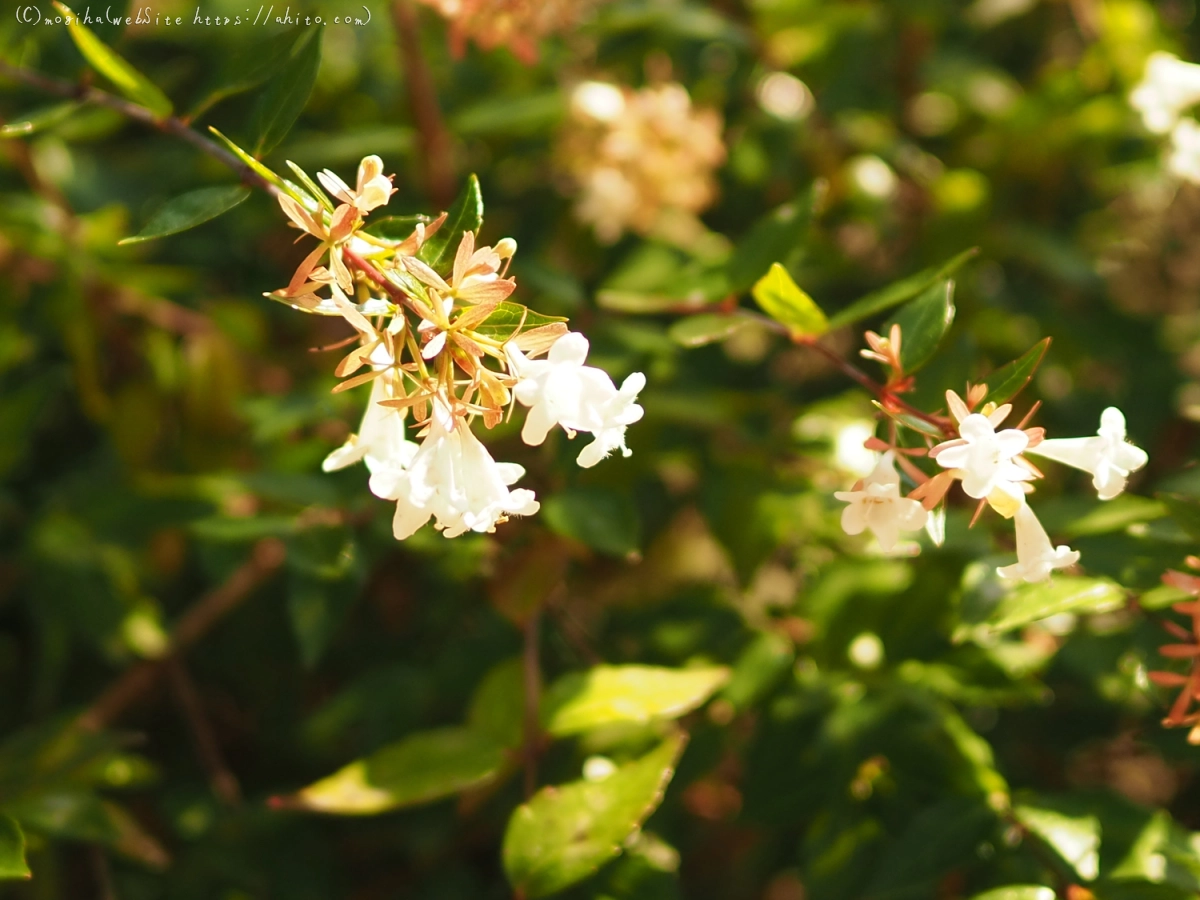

left=391, top=0, right=457, bottom=207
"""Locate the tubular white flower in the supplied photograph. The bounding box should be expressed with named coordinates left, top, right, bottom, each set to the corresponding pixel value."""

left=933, top=412, right=1033, bottom=500
left=996, top=502, right=1080, bottom=583
left=1024, top=407, right=1149, bottom=501
left=317, top=155, right=396, bottom=214
left=1130, top=52, right=1200, bottom=135
left=371, top=398, right=539, bottom=540
left=507, top=333, right=646, bottom=468
left=323, top=362, right=418, bottom=481
left=834, top=453, right=928, bottom=552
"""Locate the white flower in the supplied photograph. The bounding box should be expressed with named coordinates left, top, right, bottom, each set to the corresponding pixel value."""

left=997, top=502, right=1080, bottom=583
left=370, top=398, right=539, bottom=539
left=317, top=155, right=396, bottom=214
left=323, top=366, right=418, bottom=481
left=834, top=453, right=928, bottom=552
left=1131, top=53, right=1200, bottom=135
left=933, top=411, right=1033, bottom=501
left=1168, top=117, right=1200, bottom=183
left=507, top=333, right=646, bottom=468
left=1024, top=407, right=1149, bottom=501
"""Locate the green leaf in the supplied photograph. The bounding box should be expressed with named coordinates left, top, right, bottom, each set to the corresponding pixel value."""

left=503, top=733, right=687, bottom=898
left=467, top=658, right=525, bottom=750
left=208, top=127, right=304, bottom=201
left=471, top=301, right=567, bottom=342
left=541, top=665, right=729, bottom=737
left=827, top=248, right=978, bottom=330
left=752, top=263, right=829, bottom=338
left=668, top=311, right=761, bottom=348
left=982, top=338, right=1051, bottom=406
left=0, top=816, right=30, bottom=881
left=252, top=27, right=323, bottom=155
left=968, top=888, right=1055, bottom=900
left=1013, top=801, right=1101, bottom=880
left=288, top=727, right=507, bottom=815
left=56, top=3, right=173, bottom=118
left=1160, top=494, right=1200, bottom=542
left=418, top=174, right=484, bottom=271
left=721, top=631, right=794, bottom=709
left=987, top=577, right=1125, bottom=634
left=118, top=186, right=250, bottom=245
left=189, top=27, right=305, bottom=120
left=727, top=189, right=821, bottom=293
left=0, top=102, right=82, bottom=139
left=542, top=487, right=641, bottom=557
left=884, top=280, right=956, bottom=373
left=362, top=214, right=435, bottom=241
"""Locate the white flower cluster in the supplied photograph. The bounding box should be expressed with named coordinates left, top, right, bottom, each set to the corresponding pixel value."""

left=835, top=398, right=1148, bottom=584
left=1131, top=52, right=1200, bottom=184
left=560, top=81, right=726, bottom=243
left=324, top=329, right=645, bottom=540
left=269, top=154, right=647, bottom=542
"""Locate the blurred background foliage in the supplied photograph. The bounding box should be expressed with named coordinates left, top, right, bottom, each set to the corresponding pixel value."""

left=1, top=0, right=1200, bottom=897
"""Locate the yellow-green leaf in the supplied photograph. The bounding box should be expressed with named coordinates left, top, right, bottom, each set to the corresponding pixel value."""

left=56, top=3, right=173, bottom=118
left=0, top=816, right=30, bottom=881
left=751, top=263, right=828, bottom=338
left=503, top=733, right=686, bottom=898
left=285, top=727, right=506, bottom=815
left=987, top=577, right=1125, bottom=634
left=541, top=665, right=729, bottom=737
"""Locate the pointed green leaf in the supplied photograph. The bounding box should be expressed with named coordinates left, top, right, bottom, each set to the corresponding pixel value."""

left=0, top=102, right=82, bottom=139
left=503, top=733, right=687, bottom=898
left=542, top=487, right=640, bottom=557
left=752, top=263, right=829, bottom=338
left=987, top=577, right=1125, bottom=634
left=0, top=816, right=30, bottom=880
left=541, top=665, right=729, bottom=737
left=884, top=280, right=956, bottom=373
left=118, top=186, right=250, bottom=245
left=727, top=188, right=821, bottom=293
left=287, top=727, right=506, bottom=814
left=418, top=175, right=485, bottom=271
left=471, top=301, right=567, bottom=342
left=189, top=27, right=306, bottom=120
left=1013, top=801, right=1101, bottom=880
left=668, top=311, right=761, bottom=348
left=982, top=338, right=1051, bottom=406
left=56, top=3, right=173, bottom=118
left=208, top=127, right=306, bottom=202
left=252, top=27, right=323, bottom=156
left=827, top=248, right=978, bottom=330
left=969, top=888, right=1055, bottom=900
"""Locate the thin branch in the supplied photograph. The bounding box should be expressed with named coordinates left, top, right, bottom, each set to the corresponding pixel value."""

left=166, top=659, right=243, bottom=807
left=391, top=0, right=456, bottom=207
left=0, top=61, right=279, bottom=197
left=78, top=539, right=286, bottom=731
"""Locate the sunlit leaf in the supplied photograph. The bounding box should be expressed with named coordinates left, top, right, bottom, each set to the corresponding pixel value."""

left=752, top=263, right=828, bottom=338
left=503, top=733, right=686, bottom=898
left=57, top=3, right=173, bottom=118
left=118, top=186, right=250, bottom=245
left=969, top=888, right=1055, bottom=900
left=418, top=174, right=484, bottom=271
left=884, top=280, right=956, bottom=373
left=827, top=248, right=978, bottom=330
left=472, top=301, right=567, bottom=342
left=252, top=26, right=323, bottom=155
left=287, top=727, right=507, bottom=815
left=987, top=577, right=1125, bottom=633
left=0, top=817, right=30, bottom=880
left=1013, top=801, right=1100, bottom=880
left=541, top=665, right=729, bottom=737
left=982, top=338, right=1051, bottom=406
